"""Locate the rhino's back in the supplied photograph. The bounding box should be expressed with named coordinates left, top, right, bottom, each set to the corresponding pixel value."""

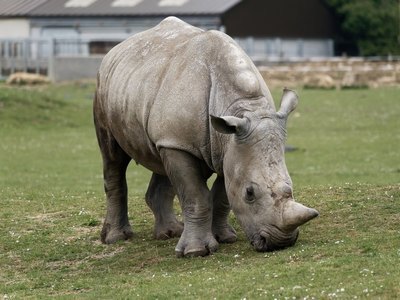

left=96, top=17, right=214, bottom=173
left=98, top=16, right=204, bottom=108
left=99, top=17, right=202, bottom=82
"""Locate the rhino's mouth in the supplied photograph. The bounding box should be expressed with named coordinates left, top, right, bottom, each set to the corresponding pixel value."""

left=250, top=227, right=299, bottom=252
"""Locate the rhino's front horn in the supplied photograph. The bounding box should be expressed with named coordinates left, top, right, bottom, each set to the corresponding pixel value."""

left=282, top=201, right=319, bottom=231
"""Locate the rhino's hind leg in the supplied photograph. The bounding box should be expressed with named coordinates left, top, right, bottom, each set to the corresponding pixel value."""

left=96, top=127, right=133, bottom=244
left=211, top=176, right=237, bottom=243
left=160, top=148, right=218, bottom=257
left=145, top=173, right=183, bottom=240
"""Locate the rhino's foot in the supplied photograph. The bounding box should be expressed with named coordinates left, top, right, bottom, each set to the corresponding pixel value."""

left=101, top=223, right=134, bottom=244
left=154, top=220, right=184, bottom=240
left=213, top=224, right=237, bottom=244
left=175, top=231, right=219, bottom=258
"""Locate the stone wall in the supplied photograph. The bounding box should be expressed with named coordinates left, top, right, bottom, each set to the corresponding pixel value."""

left=258, top=59, right=400, bottom=89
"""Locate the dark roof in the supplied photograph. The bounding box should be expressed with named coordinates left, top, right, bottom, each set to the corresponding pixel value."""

left=27, top=0, right=241, bottom=17
left=0, top=0, right=48, bottom=16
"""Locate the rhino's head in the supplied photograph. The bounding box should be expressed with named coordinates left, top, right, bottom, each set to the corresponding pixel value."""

left=211, top=89, right=318, bottom=252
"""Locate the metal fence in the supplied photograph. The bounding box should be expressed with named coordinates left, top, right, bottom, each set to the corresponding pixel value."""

left=0, top=38, right=101, bottom=79
left=235, top=37, right=334, bottom=62
left=0, top=38, right=50, bottom=77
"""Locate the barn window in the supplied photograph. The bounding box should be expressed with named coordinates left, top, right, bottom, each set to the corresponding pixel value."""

left=65, top=0, right=97, bottom=7
left=111, top=0, right=143, bottom=7
left=158, top=0, right=189, bottom=6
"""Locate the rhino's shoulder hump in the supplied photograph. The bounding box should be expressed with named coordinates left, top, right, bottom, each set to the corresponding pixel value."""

left=204, top=30, right=262, bottom=97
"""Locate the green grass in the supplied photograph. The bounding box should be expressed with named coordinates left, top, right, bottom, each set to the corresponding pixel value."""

left=0, top=83, right=399, bottom=299
left=276, top=88, right=400, bottom=187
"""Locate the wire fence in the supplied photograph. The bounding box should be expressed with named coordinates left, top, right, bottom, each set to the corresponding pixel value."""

left=0, top=38, right=109, bottom=78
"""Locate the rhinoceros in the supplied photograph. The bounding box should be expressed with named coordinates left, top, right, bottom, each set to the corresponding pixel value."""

left=94, top=17, right=318, bottom=257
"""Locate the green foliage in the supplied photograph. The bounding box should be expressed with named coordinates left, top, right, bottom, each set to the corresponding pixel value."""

left=325, top=0, right=400, bottom=56
left=0, top=83, right=399, bottom=298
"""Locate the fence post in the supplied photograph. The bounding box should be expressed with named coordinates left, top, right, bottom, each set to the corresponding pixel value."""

left=23, top=39, right=29, bottom=73
left=48, top=38, right=55, bottom=81
left=0, top=41, right=3, bottom=79
left=10, top=40, right=15, bottom=74
left=328, top=39, right=334, bottom=57
left=275, top=38, right=282, bottom=58
left=265, top=39, right=270, bottom=57
left=298, top=39, right=304, bottom=57
left=246, top=37, right=254, bottom=58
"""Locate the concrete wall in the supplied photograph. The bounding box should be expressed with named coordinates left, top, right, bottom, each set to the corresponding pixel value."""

left=49, top=56, right=103, bottom=82
left=0, top=18, right=30, bottom=38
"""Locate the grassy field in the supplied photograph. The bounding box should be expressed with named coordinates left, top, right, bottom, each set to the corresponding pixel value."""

left=0, top=82, right=399, bottom=299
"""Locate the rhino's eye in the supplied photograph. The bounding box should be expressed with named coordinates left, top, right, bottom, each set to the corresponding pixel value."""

left=245, top=186, right=256, bottom=203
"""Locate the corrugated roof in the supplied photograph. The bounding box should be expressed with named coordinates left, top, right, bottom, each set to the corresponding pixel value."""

left=0, top=0, right=49, bottom=16
left=28, top=0, right=241, bottom=16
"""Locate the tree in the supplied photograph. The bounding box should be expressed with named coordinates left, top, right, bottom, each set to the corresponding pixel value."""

left=325, top=0, right=400, bottom=56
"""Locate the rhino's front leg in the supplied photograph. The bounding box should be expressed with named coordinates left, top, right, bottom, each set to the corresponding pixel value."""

left=160, top=148, right=218, bottom=257
left=145, top=173, right=183, bottom=240
left=211, top=176, right=237, bottom=243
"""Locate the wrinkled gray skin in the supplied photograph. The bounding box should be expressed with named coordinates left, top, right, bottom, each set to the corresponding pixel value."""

left=94, top=17, right=319, bottom=257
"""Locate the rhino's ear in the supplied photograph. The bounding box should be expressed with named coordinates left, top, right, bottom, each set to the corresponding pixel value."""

left=278, top=88, right=298, bottom=118
left=210, top=115, right=249, bottom=135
